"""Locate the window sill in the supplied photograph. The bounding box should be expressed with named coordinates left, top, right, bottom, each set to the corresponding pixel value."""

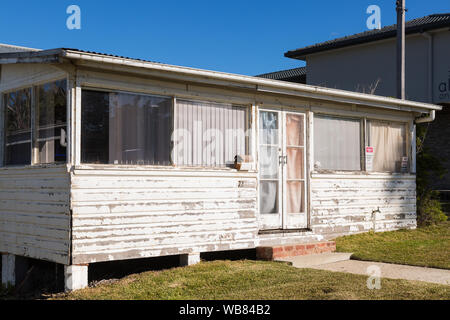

left=73, top=163, right=257, bottom=173
left=311, top=170, right=415, bottom=178
left=0, top=163, right=68, bottom=170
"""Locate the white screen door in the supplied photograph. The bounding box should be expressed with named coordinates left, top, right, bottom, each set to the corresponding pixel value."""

left=258, top=110, right=307, bottom=230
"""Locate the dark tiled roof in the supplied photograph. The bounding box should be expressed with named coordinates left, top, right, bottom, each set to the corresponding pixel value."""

left=62, top=48, right=161, bottom=64
left=285, top=13, right=450, bottom=60
left=256, top=66, right=307, bottom=84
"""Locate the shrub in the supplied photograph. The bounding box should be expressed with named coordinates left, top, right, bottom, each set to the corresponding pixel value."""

left=417, top=190, right=447, bottom=226
left=416, top=124, right=448, bottom=226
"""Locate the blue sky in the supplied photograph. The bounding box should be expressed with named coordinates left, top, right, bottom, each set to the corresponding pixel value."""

left=1, top=0, right=449, bottom=76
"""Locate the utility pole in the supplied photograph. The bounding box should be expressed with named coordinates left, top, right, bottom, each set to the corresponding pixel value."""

left=396, top=0, right=406, bottom=99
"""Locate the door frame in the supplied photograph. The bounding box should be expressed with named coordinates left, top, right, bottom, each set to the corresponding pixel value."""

left=257, top=106, right=310, bottom=231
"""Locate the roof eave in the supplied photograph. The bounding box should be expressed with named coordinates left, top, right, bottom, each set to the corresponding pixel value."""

left=0, top=48, right=64, bottom=64
left=0, top=48, right=441, bottom=114
left=62, top=49, right=441, bottom=113
left=285, top=20, right=450, bottom=60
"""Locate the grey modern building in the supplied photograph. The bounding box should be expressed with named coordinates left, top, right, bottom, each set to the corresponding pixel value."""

left=265, top=13, right=450, bottom=192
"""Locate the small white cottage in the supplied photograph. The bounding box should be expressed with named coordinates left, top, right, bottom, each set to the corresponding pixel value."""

left=0, top=47, right=441, bottom=291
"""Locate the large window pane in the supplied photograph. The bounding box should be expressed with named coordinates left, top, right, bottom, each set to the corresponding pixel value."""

left=4, top=88, right=31, bottom=165
left=314, top=115, right=361, bottom=171
left=36, top=79, right=67, bottom=163
left=174, top=100, right=249, bottom=167
left=259, top=111, right=279, bottom=145
left=287, top=181, right=305, bottom=214
left=260, top=146, right=279, bottom=179
left=260, top=181, right=278, bottom=214
left=81, top=90, right=110, bottom=164
left=81, top=90, right=172, bottom=165
left=368, top=120, right=407, bottom=172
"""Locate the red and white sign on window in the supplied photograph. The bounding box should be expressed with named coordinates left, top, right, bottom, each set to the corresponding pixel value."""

left=366, top=147, right=375, bottom=171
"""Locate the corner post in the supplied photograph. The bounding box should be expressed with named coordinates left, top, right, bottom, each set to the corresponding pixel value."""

left=180, top=253, right=201, bottom=267
left=64, top=265, right=88, bottom=292
left=410, top=122, right=416, bottom=174
left=1, top=253, right=16, bottom=287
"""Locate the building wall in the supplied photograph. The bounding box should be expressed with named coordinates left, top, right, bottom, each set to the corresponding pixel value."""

left=306, top=35, right=428, bottom=101
left=306, top=30, right=450, bottom=104
left=69, top=167, right=258, bottom=264
left=0, top=63, right=70, bottom=265
left=0, top=166, right=71, bottom=265
left=433, top=32, right=450, bottom=103
left=310, top=173, right=417, bottom=239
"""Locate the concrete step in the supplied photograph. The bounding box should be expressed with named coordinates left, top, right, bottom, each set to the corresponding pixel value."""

left=276, top=252, right=353, bottom=268
left=256, top=241, right=336, bottom=261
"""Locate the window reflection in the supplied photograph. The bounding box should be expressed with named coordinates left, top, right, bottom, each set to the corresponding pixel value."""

left=5, top=88, right=32, bottom=165
left=37, top=79, right=67, bottom=163
left=81, top=90, right=173, bottom=165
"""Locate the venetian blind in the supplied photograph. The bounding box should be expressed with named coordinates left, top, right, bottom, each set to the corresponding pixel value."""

left=174, top=100, right=248, bottom=167
left=314, top=115, right=361, bottom=171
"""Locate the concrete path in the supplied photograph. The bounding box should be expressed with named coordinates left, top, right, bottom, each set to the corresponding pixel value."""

left=277, top=252, right=353, bottom=268
left=277, top=253, right=450, bottom=285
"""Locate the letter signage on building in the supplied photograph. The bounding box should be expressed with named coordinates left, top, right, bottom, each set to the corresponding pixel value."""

left=435, top=68, right=450, bottom=103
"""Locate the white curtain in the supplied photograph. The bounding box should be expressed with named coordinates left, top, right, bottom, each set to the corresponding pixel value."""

left=174, top=100, right=248, bottom=167
left=369, top=121, right=406, bottom=172
left=259, top=111, right=280, bottom=214
left=314, top=115, right=361, bottom=171
left=260, top=181, right=278, bottom=214
left=286, top=114, right=305, bottom=213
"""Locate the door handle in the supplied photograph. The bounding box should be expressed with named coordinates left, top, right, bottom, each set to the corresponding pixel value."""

left=284, top=155, right=288, bottom=165
left=279, top=155, right=288, bottom=165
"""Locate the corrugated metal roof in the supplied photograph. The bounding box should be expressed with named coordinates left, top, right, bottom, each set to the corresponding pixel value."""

left=285, top=13, right=450, bottom=60
left=0, top=43, right=40, bottom=54
left=62, top=48, right=161, bottom=64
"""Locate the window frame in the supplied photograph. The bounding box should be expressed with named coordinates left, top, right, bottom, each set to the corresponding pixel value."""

left=79, top=88, right=252, bottom=170
left=2, top=86, right=32, bottom=167
left=1, top=77, right=69, bottom=168
left=313, top=113, right=364, bottom=172
left=80, top=88, right=174, bottom=167
left=313, top=113, right=411, bottom=174
left=173, top=98, right=251, bottom=169
left=365, top=118, right=410, bottom=174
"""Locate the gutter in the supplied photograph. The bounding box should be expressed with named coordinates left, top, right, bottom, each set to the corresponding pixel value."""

left=60, top=49, right=442, bottom=114
left=415, top=109, right=435, bottom=123
left=415, top=32, right=437, bottom=124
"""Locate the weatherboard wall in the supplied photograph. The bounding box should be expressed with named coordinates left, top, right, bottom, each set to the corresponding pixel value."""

left=0, top=165, right=71, bottom=265
left=310, top=173, right=417, bottom=239
left=69, top=166, right=258, bottom=264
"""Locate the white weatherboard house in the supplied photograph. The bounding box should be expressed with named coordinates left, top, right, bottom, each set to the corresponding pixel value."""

left=0, top=47, right=442, bottom=291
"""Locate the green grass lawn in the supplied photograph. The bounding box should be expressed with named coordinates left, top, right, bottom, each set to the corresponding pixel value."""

left=335, top=222, right=450, bottom=269
left=53, top=260, right=449, bottom=300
